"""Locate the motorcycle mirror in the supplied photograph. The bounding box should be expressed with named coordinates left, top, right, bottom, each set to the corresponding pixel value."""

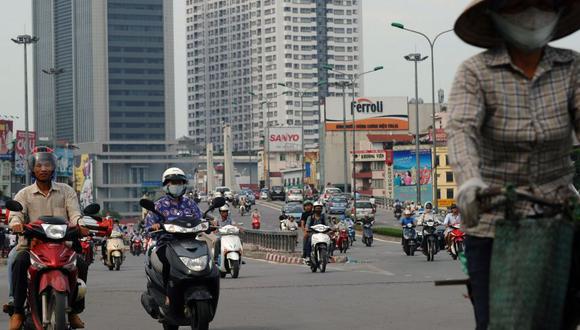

left=139, top=199, right=156, bottom=212
left=5, top=200, right=23, bottom=212
left=211, top=197, right=226, bottom=209
left=83, top=203, right=100, bottom=215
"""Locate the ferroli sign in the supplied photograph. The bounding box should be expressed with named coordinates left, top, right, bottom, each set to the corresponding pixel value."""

left=325, top=96, right=408, bottom=131
left=267, top=126, right=302, bottom=152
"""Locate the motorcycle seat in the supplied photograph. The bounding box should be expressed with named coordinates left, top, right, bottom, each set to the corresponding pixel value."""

left=38, top=216, right=67, bottom=225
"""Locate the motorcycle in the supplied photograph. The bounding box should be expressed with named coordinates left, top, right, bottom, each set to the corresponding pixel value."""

left=421, top=219, right=440, bottom=262
left=252, top=215, right=261, bottom=230
left=104, top=231, right=125, bottom=271
left=218, top=224, right=243, bottom=278
left=448, top=223, right=465, bottom=260
left=80, top=235, right=95, bottom=265
left=394, top=208, right=402, bottom=221
left=308, top=224, right=332, bottom=273
left=239, top=201, right=250, bottom=216
left=336, top=226, right=349, bottom=254
left=132, top=237, right=144, bottom=256
left=347, top=223, right=355, bottom=246
left=4, top=200, right=99, bottom=330
left=361, top=219, right=375, bottom=247
left=402, top=223, right=418, bottom=256
left=140, top=197, right=225, bottom=330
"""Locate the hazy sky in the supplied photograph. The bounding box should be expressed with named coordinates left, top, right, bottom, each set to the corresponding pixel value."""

left=1, top=0, right=579, bottom=137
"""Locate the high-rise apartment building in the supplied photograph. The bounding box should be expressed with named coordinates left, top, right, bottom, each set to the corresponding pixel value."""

left=186, top=0, right=363, bottom=152
left=32, top=0, right=179, bottom=216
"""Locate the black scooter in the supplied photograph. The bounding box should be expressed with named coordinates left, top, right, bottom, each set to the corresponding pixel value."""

left=140, top=197, right=226, bottom=330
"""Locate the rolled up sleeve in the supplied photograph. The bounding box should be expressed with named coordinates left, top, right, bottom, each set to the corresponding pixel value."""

left=65, top=186, right=83, bottom=225
left=446, top=62, right=486, bottom=186
left=8, top=190, right=26, bottom=228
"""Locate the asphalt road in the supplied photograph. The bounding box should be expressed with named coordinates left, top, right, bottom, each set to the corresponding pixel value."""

left=0, top=224, right=474, bottom=329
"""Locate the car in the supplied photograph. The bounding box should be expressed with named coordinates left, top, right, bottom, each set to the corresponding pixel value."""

left=240, top=189, right=256, bottom=205
left=215, top=186, right=233, bottom=201
left=320, top=187, right=342, bottom=204
left=197, top=192, right=208, bottom=203
left=269, top=186, right=285, bottom=201
left=281, top=203, right=304, bottom=220
left=260, top=188, right=269, bottom=200
left=326, top=196, right=349, bottom=214
left=286, top=188, right=304, bottom=203
left=348, top=200, right=376, bottom=220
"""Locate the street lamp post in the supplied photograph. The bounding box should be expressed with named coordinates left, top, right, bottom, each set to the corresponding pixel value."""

left=41, top=68, right=65, bottom=150
left=278, top=81, right=326, bottom=190
left=12, top=34, right=39, bottom=186
left=404, top=53, right=428, bottom=205
left=392, top=23, right=452, bottom=209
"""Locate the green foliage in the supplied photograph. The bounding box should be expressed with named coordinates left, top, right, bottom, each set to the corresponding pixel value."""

left=372, top=226, right=402, bottom=237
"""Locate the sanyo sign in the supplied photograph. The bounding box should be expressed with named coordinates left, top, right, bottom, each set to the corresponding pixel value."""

left=351, top=98, right=384, bottom=113
left=267, top=127, right=302, bottom=152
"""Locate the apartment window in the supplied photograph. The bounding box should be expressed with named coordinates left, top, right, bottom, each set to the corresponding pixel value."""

left=447, top=189, right=454, bottom=199
left=371, top=162, right=384, bottom=171
left=446, top=171, right=454, bottom=183
left=371, top=179, right=384, bottom=189
left=445, top=155, right=449, bottom=166
left=435, top=155, right=440, bottom=167
left=280, top=154, right=286, bottom=161
left=437, top=189, right=441, bottom=199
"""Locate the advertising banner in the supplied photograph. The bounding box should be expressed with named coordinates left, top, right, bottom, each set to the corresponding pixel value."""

left=74, top=154, right=94, bottom=208
left=267, top=127, right=302, bottom=152
left=15, top=131, right=36, bottom=176
left=325, top=96, right=408, bottom=131
left=0, top=120, right=14, bottom=160
left=393, top=149, right=433, bottom=203
left=55, top=148, right=73, bottom=177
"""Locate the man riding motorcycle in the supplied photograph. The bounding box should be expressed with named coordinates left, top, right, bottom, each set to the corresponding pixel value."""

left=302, top=202, right=328, bottom=263
left=400, top=209, right=416, bottom=244
left=300, top=200, right=314, bottom=228
left=7, top=147, right=90, bottom=329
left=416, top=202, right=435, bottom=226
left=144, top=168, right=202, bottom=304
left=443, top=204, right=462, bottom=250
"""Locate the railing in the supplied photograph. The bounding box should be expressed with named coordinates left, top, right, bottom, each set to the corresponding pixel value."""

left=240, top=229, right=298, bottom=253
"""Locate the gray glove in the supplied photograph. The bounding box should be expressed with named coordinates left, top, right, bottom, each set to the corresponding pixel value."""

left=457, top=177, right=489, bottom=228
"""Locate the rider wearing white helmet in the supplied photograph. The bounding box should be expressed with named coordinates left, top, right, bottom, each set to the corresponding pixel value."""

left=144, top=168, right=202, bottom=300
left=302, top=201, right=328, bottom=262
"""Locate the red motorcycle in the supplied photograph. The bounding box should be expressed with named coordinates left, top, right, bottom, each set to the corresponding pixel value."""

left=251, top=215, right=261, bottom=229
left=448, top=223, right=465, bottom=260
left=80, top=236, right=95, bottom=265
left=131, top=238, right=143, bottom=256
left=337, top=228, right=349, bottom=254
left=5, top=200, right=99, bottom=330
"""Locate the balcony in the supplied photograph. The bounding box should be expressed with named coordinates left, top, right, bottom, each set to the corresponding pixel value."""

left=353, top=170, right=372, bottom=179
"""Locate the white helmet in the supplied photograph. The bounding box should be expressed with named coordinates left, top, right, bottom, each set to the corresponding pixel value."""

left=219, top=205, right=230, bottom=212
left=424, top=201, right=433, bottom=209
left=313, top=201, right=323, bottom=208
left=162, top=167, right=188, bottom=185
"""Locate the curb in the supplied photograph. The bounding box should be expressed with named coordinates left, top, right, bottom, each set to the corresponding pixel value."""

left=262, top=252, right=348, bottom=265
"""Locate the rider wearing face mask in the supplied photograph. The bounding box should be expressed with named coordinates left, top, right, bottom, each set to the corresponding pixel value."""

left=449, top=0, right=580, bottom=328
left=144, top=168, right=201, bottom=302
left=302, top=202, right=327, bottom=263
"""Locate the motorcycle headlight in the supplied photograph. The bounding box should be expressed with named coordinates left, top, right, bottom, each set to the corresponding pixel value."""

left=179, top=255, right=208, bottom=272
left=41, top=224, right=67, bottom=240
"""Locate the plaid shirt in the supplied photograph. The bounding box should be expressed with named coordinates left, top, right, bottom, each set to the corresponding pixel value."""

left=446, top=46, right=580, bottom=238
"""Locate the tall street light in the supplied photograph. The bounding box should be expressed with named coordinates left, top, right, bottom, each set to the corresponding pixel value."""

left=278, top=81, right=327, bottom=189
left=404, top=53, right=428, bottom=205
left=251, top=91, right=290, bottom=189
left=42, top=68, right=65, bottom=150
left=322, top=65, right=383, bottom=204
left=12, top=34, right=39, bottom=185
left=392, top=23, right=452, bottom=209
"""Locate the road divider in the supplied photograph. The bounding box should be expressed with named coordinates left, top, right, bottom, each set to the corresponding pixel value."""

left=241, top=228, right=298, bottom=253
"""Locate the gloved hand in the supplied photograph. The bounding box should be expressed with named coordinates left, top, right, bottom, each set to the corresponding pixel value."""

left=457, top=177, right=489, bottom=228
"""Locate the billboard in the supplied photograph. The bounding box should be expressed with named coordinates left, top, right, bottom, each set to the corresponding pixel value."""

left=74, top=154, right=94, bottom=208
left=55, top=148, right=74, bottom=177
left=0, top=120, right=14, bottom=160
left=15, top=131, right=36, bottom=176
left=325, top=96, right=408, bottom=131
left=267, top=127, right=302, bottom=152
left=393, top=149, right=432, bottom=203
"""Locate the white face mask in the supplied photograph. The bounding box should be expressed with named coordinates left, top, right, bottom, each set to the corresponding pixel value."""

left=490, top=7, right=560, bottom=52
left=164, top=184, right=186, bottom=197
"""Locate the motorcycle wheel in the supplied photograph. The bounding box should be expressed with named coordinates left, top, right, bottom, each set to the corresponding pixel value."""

left=46, top=291, right=66, bottom=330
left=190, top=301, right=211, bottom=330
left=231, top=259, right=240, bottom=279
left=403, top=243, right=410, bottom=256
left=114, top=257, right=121, bottom=271
left=410, top=245, right=415, bottom=256
left=220, top=271, right=227, bottom=279
left=429, top=242, right=435, bottom=262
left=163, top=322, right=179, bottom=330
left=318, top=247, right=328, bottom=273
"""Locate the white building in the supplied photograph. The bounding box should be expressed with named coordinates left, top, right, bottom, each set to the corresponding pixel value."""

left=186, top=0, right=363, bottom=154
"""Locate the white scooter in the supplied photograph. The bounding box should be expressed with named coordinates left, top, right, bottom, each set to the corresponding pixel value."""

left=309, top=224, right=332, bottom=273
left=218, top=224, right=243, bottom=278
left=104, top=231, right=125, bottom=271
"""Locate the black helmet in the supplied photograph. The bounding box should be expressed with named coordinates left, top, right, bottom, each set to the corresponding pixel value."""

left=29, top=147, right=57, bottom=178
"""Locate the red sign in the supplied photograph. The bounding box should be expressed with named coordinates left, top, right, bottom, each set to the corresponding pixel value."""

left=429, top=129, right=447, bottom=143
left=15, top=130, right=36, bottom=176
left=269, top=134, right=300, bottom=142
left=385, top=150, right=393, bottom=165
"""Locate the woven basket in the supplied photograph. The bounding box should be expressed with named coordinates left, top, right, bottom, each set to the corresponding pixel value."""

left=489, top=217, right=575, bottom=330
